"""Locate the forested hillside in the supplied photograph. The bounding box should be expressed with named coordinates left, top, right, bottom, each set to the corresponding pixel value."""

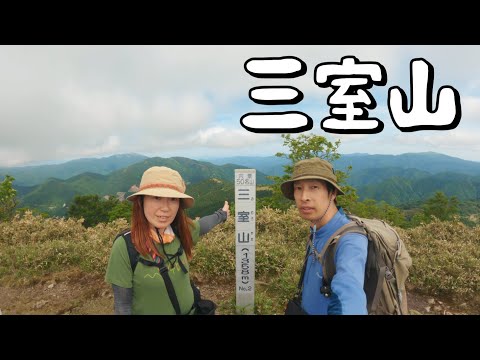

left=16, top=157, right=271, bottom=216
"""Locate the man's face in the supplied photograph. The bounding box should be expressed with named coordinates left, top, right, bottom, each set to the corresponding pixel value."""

left=293, top=179, right=334, bottom=223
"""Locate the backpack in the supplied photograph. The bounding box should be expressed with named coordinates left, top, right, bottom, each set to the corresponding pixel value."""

left=315, top=215, right=412, bottom=315
left=113, top=230, right=216, bottom=315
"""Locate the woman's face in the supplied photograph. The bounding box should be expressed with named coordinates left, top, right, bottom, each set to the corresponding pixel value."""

left=143, top=195, right=180, bottom=232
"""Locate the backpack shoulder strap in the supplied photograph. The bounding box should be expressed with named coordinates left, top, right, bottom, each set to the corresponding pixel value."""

left=320, top=218, right=367, bottom=292
left=294, top=233, right=313, bottom=300
left=114, top=230, right=198, bottom=315
left=114, top=230, right=139, bottom=273
left=137, top=256, right=182, bottom=315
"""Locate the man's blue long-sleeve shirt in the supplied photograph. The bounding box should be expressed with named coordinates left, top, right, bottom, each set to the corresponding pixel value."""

left=301, top=209, right=368, bottom=315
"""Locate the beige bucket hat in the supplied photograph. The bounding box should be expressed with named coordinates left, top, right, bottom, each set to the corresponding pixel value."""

left=281, top=157, right=344, bottom=200
left=126, top=166, right=194, bottom=208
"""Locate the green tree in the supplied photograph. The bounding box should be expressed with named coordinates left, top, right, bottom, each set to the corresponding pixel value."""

left=347, top=198, right=406, bottom=227
left=108, top=200, right=133, bottom=223
left=259, top=134, right=358, bottom=210
left=409, top=211, right=429, bottom=227
left=0, top=175, right=18, bottom=221
left=67, top=194, right=119, bottom=227
left=347, top=198, right=378, bottom=218
left=422, top=191, right=460, bottom=222
left=377, top=201, right=407, bottom=227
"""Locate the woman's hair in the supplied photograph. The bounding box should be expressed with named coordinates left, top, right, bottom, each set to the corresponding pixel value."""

left=130, top=196, right=194, bottom=260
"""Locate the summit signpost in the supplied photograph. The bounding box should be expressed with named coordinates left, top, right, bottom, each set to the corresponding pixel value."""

left=234, top=169, right=256, bottom=314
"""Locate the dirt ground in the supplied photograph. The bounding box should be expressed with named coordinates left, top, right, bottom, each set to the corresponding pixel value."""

left=0, top=268, right=476, bottom=315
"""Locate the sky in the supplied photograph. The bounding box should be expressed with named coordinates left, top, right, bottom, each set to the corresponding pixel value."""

left=1, top=45, right=479, bottom=167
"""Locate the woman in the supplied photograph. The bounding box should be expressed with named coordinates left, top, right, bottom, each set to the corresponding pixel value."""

left=105, top=166, right=230, bottom=315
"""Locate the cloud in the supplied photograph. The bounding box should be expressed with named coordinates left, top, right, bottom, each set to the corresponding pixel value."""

left=0, top=45, right=479, bottom=166
left=423, top=131, right=480, bottom=149
left=191, top=127, right=277, bottom=148
left=0, top=80, right=214, bottom=165
left=460, top=95, right=480, bottom=126
left=56, top=135, right=121, bottom=158
left=332, top=133, right=370, bottom=143
left=0, top=148, right=31, bottom=167
left=382, top=130, right=480, bottom=162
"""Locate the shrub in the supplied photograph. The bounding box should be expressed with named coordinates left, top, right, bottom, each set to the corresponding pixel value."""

left=1, top=209, right=479, bottom=311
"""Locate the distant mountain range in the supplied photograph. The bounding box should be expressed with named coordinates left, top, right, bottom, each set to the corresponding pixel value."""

left=15, top=156, right=271, bottom=216
left=3, top=151, right=480, bottom=216
left=202, top=152, right=480, bottom=177
left=203, top=156, right=290, bottom=177
left=0, top=153, right=149, bottom=186
left=203, top=152, right=480, bottom=205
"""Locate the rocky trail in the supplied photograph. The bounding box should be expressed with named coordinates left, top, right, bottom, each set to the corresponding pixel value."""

left=0, top=269, right=476, bottom=315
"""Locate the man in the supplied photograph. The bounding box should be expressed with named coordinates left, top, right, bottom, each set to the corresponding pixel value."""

left=281, top=157, right=368, bottom=315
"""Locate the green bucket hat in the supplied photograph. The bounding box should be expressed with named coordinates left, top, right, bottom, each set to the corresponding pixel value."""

left=281, top=157, right=344, bottom=200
